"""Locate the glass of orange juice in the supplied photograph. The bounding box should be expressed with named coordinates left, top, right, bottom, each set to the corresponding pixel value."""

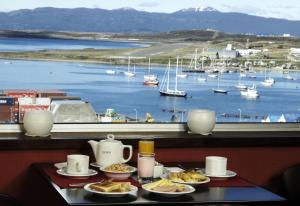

left=138, top=139, right=154, bottom=155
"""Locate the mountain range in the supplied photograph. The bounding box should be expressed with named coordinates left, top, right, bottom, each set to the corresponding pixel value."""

left=0, top=7, right=300, bottom=36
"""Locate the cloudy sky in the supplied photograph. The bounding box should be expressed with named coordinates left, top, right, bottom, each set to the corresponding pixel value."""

left=1, top=0, right=300, bottom=20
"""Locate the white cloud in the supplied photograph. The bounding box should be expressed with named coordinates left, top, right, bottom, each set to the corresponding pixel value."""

left=138, top=2, right=159, bottom=8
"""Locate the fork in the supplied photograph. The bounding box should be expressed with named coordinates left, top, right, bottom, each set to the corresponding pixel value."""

left=177, top=164, right=201, bottom=171
left=69, top=179, right=104, bottom=187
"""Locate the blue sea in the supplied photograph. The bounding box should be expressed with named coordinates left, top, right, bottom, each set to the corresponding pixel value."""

left=0, top=37, right=299, bottom=122
left=0, top=37, right=146, bottom=51
left=1, top=59, right=300, bottom=122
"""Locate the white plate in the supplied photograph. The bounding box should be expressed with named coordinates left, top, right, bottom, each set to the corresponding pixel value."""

left=84, top=183, right=138, bottom=197
left=54, top=162, right=67, bottom=169
left=198, top=169, right=237, bottom=178
left=142, top=183, right=195, bottom=197
left=161, top=172, right=210, bottom=185
left=90, top=162, right=102, bottom=168
left=57, top=167, right=98, bottom=177
left=99, top=165, right=136, bottom=180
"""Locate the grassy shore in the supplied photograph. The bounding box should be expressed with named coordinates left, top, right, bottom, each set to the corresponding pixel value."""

left=0, top=30, right=300, bottom=68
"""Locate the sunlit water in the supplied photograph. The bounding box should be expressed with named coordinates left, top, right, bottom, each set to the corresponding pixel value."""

left=1, top=59, right=300, bottom=122
left=0, top=37, right=146, bottom=51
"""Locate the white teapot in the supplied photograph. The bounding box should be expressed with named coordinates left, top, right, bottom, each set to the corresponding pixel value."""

left=88, top=134, right=133, bottom=167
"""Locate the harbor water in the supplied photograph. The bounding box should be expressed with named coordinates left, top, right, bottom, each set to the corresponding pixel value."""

left=1, top=59, right=300, bottom=122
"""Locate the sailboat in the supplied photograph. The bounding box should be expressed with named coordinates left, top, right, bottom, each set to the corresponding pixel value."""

left=124, top=56, right=135, bottom=77
left=241, top=84, right=259, bottom=99
left=213, top=74, right=228, bottom=94
left=197, top=52, right=207, bottom=81
left=159, top=58, right=187, bottom=97
left=261, top=68, right=275, bottom=87
left=283, top=69, right=296, bottom=80
left=235, top=74, right=247, bottom=90
left=143, top=57, right=159, bottom=85
left=105, top=59, right=116, bottom=74
left=176, top=59, right=188, bottom=78
left=188, top=49, right=204, bottom=72
left=106, top=69, right=116, bottom=75
left=284, top=75, right=296, bottom=80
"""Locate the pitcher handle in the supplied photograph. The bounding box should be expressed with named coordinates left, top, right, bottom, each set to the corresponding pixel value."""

left=122, top=145, right=133, bottom=163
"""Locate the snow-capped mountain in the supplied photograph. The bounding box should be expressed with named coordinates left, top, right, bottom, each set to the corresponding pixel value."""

left=179, top=6, right=218, bottom=12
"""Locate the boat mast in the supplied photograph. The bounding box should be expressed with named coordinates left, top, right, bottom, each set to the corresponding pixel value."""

left=194, top=49, right=198, bottom=70
left=148, top=57, right=151, bottom=75
left=180, top=58, right=183, bottom=74
left=167, top=59, right=170, bottom=91
left=175, top=56, right=179, bottom=91
left=201, top=48, right=204, bottom=70
left=128, top=56, right=131, bottom=72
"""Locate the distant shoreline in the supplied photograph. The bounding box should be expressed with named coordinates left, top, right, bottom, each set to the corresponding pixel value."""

left=0, top=30, right=299, bottom=70
left=1, top=57, right=298, bottom=73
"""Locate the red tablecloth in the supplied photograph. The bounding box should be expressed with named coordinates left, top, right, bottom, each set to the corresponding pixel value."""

left=42, top=165, right=254, bottom=189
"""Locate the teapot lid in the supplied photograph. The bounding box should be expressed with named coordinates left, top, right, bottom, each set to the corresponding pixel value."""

left=101, top=134, right=120, bottom=143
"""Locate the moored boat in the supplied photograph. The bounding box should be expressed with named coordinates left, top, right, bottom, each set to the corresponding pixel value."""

left=124, top=56, right=135, bottom=77
left=240, top=85, right=259, bottom=99
left=106, top=69, right=116, bottom=75
left=159, top=57, right=187, bottom=98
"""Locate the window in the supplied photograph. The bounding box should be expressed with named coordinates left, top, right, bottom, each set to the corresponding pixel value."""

left=0, top=1, right=299, bottom=126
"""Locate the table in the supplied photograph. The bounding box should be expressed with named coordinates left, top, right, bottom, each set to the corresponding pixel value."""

left=34, top=163, right=286, bottom=206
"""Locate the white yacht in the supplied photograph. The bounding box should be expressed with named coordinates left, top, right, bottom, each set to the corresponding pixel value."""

left=235, top=74, right=247, bottom=90
left=124, top=56, right=136, bottom=77
left=106, top=69, right=116, bottom=75
left=241, top=85, right=259, bottom=99
left=176, top=59, right=188, bottom=78
left=284, top=75, right=296, bottom=80
left=261, top=68, right=275, bottom=86
left=197, top=77, right=207, bottom=82
left=208, top=74, right=218, bottom=78
left=235, top=83, right=247, bottom=90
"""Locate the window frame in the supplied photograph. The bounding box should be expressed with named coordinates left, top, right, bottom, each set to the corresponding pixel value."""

left=0, top=122, right=299, bottom=133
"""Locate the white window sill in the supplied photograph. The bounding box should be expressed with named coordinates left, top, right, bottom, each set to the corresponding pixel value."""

left=0, top=123, right=299, bottom=133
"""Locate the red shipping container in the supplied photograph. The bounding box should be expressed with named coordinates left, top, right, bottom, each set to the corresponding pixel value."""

left=3, top=90, right=37, bottom=98
left=37, top=90, right=66, bottom=97
left=0, top=105, right=19, bottom=113
left=50, top=96, right=81, bottom=101
left=18, top=105, right=50, bottom=123
left=0, top=113, right=18, bottom=123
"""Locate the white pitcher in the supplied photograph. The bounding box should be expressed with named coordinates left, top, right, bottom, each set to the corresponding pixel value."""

left=88, top=134, right=133, bottom=167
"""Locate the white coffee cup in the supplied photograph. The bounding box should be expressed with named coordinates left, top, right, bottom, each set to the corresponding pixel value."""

left=66, top=154, right=89, bottom=175
left=205, top=156, right=227, bottom=176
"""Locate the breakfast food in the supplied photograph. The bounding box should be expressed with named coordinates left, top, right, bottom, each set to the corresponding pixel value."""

left=89, top=180, right=131, bottom=192
left=104, top=164, right=130, bottom=172
left=168, top=170, right=208, bottom=183
left=143, top=179, right=186, bottom=192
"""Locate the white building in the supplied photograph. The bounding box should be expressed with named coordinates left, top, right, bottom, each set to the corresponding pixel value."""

left=237, top=49, right=261, bottom=57
left=290, top=48, right=300, bottom=57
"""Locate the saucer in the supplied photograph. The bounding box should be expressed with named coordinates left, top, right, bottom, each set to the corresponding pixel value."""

left=199, top=169, right=237, bottom=178
left=57, top=167, right=98, bottom=177
left=90, top=162, right=102, bottom=168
